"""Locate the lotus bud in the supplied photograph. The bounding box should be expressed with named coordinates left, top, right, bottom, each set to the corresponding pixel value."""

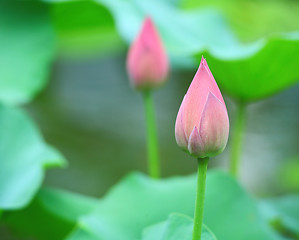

left=175, top=57, right=229, bottom=158
left=126, top=17, right=169, bottom=90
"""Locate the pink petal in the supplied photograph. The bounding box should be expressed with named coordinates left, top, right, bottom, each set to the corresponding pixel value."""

left=198, top=92, right=229, bottom=157
left=182, top=57, right=225, bottom=138
left=126, top=17, right=169, bottom=89
left=188, top=126, right=205, bottom=157
left=175, top=95, right=188, bottom=150
left=201, top=57, right=224, bottom=105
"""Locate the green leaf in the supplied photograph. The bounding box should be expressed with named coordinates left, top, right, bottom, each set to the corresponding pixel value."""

left=64, top=229, right=98, bottom=240
left=180, top=0, right=299, bottom=42
left=0, top=105, right=66, bottom=210
left=3, top=187, right=98, bottom=240
left=51, top=1, right=124, bottom=57
left=43, top=0, right=299, bottom=101
left=142, top=213, right=217, bottom=240
left=93, top=0, right=239, bottom=64
left=201, top=34, right=299, bottom=102
left=0, top=1, right=55, bottom=105
left=92, top=0, right=299, bottom=101
left=278, top=157, right=299, bottom=192
left=38, top=187, right=98, bottom=222
left=260, top=195, right=299, bottom=238
left=66, top=171, right=282, bottom=240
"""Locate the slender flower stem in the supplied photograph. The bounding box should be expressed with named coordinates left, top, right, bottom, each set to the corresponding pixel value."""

left=143, top=90, right=160, bottom=178
left=192, top=157, right=209, bottom=240
left=230, top=102, right=246, bottom=178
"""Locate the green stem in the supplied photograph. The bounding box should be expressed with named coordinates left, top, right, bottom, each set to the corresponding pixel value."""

left=230, top=102, right=246, bottom=178
left=192, top=157, right=209, bottom=240
left=143, top=90, right=160, bottom=178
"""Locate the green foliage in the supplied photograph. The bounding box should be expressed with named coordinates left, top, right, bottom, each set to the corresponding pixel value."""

left=38, top=187, right=98, bottom=222
left=42, top=0, right=299, bottom=102
left=94, top=0, right=239, bottom=64
left=93, top=0, right=299, bottom=102
left=202, top=34, right=299, bottom=102
left=0, top=1, right=55, bottom=105
left=1, top=1, right=299, bottom=240
left=0, top=105, right=66, bottom=210
left=65, top=171, right=282, bottom=240
left=51, top=1, right=124, bottom=57
left=180, top=0, right=299, bottom=42
left=5, top=171, right=299, bottom=240
left=3, top=187, right=98, bottom=240
left=279, top=157, right=299, bottom=192
left=260, top=195, right=299, bottom=239
left=142, top=213, right=217, bottom=240
left=3, top=198, right=73, bottom=240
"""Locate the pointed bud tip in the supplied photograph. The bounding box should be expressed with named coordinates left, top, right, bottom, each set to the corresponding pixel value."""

left=143, top=16, right=155, bottom=32
left=144, top=16, right=153, bottom=25
left=199, top=56, right=209, bottom=71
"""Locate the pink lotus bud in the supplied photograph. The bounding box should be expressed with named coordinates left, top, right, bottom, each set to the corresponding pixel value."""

left=126, top=17, right=169, bottom=90
left=175, top=57, right=229, bottom=158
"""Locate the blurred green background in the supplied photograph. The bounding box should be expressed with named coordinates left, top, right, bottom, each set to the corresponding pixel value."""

left=1, top=0, right=299, bottom=238
left=28, top=51, right=299, bottom=196
left=28, top=0, right=299, bottom=196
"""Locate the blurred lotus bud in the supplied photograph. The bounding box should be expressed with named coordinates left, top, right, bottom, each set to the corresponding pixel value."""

left=126, top=17, right=169, bottom=90
left=175, top=57, right=229, bottom=158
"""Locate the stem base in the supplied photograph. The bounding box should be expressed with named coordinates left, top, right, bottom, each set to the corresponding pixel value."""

left=192, top=157, right=209, bottom=240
